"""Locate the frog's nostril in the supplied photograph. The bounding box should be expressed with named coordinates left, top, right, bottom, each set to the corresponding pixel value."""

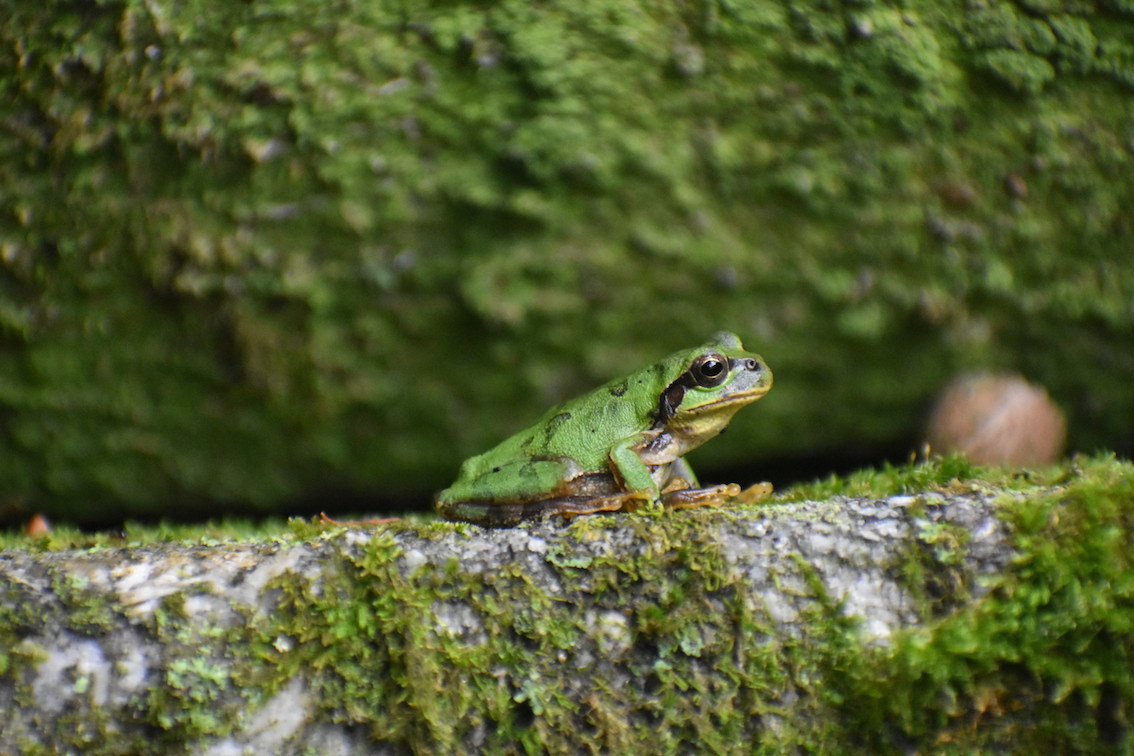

left=746, top=359, right=759, bottom=371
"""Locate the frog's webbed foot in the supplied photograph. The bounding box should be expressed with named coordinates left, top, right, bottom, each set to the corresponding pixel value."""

left=659, top=481, right=774, bottom=511
left=731, top=481, right=774, bottom=505
left=660, top=483, right=741, bottom=510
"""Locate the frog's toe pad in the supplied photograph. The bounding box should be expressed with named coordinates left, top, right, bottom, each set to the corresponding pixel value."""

left=732, top=482, right=774, bottom=505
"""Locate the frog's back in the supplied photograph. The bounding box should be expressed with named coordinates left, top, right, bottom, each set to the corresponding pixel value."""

left=466, top=393, right=650, bottom=475
left=444, top=365, right=667, bottom=494
left=536, top=397, right=646, bottom=469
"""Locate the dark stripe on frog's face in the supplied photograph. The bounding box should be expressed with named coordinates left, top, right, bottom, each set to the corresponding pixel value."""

left=653, top=356, right=767, bottom=426
left=654, top=373, right=694, bottom=425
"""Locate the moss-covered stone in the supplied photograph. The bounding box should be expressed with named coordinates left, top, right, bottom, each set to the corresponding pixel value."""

left=819, top=457, right=1134, bottom=752
left=0, top=455, right=1131, bottom=752
left=1, top=0, right=1132, bottom=521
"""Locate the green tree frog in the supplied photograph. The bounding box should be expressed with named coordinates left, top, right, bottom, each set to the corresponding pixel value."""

left=436, top=332, right=772, bottom=527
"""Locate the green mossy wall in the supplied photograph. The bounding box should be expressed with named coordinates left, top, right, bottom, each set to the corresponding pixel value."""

left=2, top=0, right=1133, bottom=519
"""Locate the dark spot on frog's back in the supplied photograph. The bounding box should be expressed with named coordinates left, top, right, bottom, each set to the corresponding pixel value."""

left=609, top=380, right=628, bottom=397
left=542, top=411, right=571, bottom=444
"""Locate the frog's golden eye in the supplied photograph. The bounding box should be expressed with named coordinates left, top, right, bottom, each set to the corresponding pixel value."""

left=691, top=353, right=729, bottom=388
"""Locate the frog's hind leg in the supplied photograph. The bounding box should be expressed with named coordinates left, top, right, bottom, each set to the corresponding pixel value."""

left=660, top=483, right=742, bottom=511
left=436, top=500, right=533, bottom=528
left=544, top=491, right=651, bottom=520
left=438, top=492, right=648, bottom=528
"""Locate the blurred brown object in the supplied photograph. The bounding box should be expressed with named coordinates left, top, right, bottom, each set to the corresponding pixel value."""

left=926, top=373, right=1067, bottom=466
left=26, top=513, right=52, bottom=536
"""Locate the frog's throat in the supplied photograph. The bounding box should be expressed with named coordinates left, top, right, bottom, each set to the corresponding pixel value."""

left=643, top=390, right=767, bottom=463
left=666, top=398, right=757, bottom=443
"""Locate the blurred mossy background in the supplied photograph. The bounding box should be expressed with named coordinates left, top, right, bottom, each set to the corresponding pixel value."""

left=1, top=0, right=1132, bottom=523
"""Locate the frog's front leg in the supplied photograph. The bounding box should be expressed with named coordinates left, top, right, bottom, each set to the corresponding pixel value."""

left=609, top=437, right=662, bottom=504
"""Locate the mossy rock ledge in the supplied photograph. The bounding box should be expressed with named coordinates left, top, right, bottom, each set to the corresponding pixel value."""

left=1, top=457, right=1132, bottom=753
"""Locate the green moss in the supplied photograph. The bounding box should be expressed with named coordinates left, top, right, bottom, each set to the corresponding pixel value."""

left=152, top=657, right=235, bottom=736
left=262, top=530, right=484, bottom=747
left=256, top=513, right=795, bottom=751
left=810, top=454, right=1134, bottom=751
left=141, top=596, right=267, bottom=745
left=899, top=497, right=976, bottom=618
left=0, top=516, right=299, bottom=551
left=2, top=0, right=1133, bottom=521
left=51, top=571, right=124, bottom=636
left=979, top=49, right=1057, bottom=94
left=780, top=452, right=988, bottom=501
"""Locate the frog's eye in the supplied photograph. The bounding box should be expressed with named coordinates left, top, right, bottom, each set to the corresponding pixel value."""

left=691, top=353, right=729, bottom=388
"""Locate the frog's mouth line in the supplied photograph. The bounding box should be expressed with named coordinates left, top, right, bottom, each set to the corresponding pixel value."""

left=696, top=358, right=773, bottom=411
left=692, top=384, right=772, bottom=412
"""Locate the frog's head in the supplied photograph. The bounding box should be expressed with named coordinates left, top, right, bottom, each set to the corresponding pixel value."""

left=654, top=331, right=772, bottom=448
